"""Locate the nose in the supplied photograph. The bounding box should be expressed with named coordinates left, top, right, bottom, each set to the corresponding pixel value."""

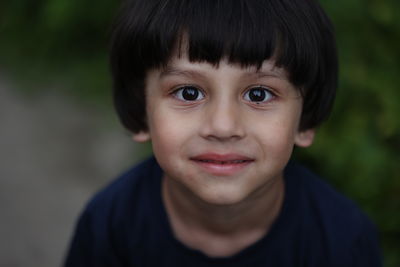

left=200, top=98, right=245, bottom=141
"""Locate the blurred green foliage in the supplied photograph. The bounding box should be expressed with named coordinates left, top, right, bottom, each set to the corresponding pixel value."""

left=0, top=0, right=399, bottom=265
left=0, top=0, right=118, bottom=104
left=302, top=1, right=400, bottom=265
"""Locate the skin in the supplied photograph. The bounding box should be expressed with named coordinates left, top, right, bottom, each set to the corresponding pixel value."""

left=133, top=54, right=315, bottom=257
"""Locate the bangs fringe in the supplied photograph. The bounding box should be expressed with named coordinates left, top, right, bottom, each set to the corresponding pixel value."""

left=114, top=0, right=333, bottom=85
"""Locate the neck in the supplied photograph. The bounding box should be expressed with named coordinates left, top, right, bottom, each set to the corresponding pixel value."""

left=162, top=175, right=285, bottom=257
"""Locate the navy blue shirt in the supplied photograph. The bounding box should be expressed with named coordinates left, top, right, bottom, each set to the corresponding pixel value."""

left=65, top=157, right=382, bottom=266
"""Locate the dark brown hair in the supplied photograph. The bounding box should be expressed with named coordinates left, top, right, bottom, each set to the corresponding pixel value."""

left=110, top=0, right=338, bottom=133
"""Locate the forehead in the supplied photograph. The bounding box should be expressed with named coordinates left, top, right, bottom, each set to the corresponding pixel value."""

left=157, top=49, right=289, bottom=81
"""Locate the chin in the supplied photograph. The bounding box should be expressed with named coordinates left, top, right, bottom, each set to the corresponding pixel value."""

left=196, top=189, right=249, bottom=206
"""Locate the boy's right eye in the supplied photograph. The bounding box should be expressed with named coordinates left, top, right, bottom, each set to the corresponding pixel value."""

left=173, top=86, right=205, bottom=102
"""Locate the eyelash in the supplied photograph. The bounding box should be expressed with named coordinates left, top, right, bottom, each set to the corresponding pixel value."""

left=171, top=85, right=276, bottom=104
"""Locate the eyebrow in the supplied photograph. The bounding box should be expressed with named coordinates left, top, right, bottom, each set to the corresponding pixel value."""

left=159, top=66, right=286, bottom=81
left=159, top=67, right=207, bottom=79
left=244, top=69, right=287, bottom=81
left=253, top=71, right=282, bottom=79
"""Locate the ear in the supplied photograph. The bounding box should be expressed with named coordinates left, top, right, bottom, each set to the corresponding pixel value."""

left=132, top=131, right=151, bottom=143
left=294, top=129, right=315, bottom=148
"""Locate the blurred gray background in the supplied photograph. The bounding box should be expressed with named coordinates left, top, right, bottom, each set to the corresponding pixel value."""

left=0, top=75, right=147, bottom=266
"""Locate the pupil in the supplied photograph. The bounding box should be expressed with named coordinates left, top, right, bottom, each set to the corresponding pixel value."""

left=182, top=87, right=199, bottom=100
left=249, top=88, right=265, bottom=102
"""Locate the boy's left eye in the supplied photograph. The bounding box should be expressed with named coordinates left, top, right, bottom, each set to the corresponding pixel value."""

left=243, top=86, right=274, bottom=103
left=173, top=86, right=205, bottom=101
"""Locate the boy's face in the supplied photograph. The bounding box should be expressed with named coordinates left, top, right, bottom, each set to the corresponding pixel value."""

left=134, top=55, right=314, bottom=205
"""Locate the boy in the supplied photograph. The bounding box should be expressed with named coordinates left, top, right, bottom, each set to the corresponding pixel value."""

left=65, top=0, right=382, bottom=266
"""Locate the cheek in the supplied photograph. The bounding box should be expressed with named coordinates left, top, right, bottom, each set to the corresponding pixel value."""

left=148, top=106, right=193, bottom=160
left=150, top=120, right=180, bottom=156
left=255, top=117, right=298, bottom=158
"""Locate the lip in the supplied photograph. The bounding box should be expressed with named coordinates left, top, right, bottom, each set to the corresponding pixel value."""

left=190, top=153, right=254, bottom=176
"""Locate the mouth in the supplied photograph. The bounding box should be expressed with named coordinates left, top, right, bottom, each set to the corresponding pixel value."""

left=193, top=159, right=250, bottom=164
left=190, top=153, right=254, bottom=176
